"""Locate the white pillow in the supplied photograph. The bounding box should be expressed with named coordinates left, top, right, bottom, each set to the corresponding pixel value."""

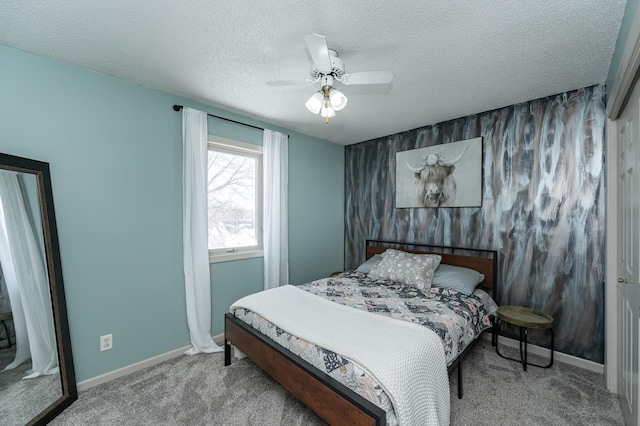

left=432, top=264, right=485, bottom=295
left=369, top=249, right=442, bottom=291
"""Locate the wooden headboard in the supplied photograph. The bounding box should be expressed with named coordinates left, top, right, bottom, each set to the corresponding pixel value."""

left=365, top=240, right=498, bottom=298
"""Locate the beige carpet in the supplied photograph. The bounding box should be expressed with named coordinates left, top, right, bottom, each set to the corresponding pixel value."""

left=50, top=339, right=623, bottom=425
left=449, top=341, right=623, bottom=425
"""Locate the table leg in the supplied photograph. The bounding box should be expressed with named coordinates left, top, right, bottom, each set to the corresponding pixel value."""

left=523, top=327, right=528, bottom=371
left=1, top=320, right=9, bottom=349
left=496, top=322, right=554, bottom=371
left=549, top=328, right=554, bottom=367
left=495, top=319, right=523, bottom=366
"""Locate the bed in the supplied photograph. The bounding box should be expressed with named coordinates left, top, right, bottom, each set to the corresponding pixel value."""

left=224, top=240, right=498, bottom=425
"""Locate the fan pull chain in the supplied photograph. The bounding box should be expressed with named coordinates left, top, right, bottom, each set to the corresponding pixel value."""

left=325, top=100, right=329, bottom=124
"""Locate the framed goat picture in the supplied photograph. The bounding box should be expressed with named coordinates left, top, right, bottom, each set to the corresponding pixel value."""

left=396, top=137, right=482, bottom=208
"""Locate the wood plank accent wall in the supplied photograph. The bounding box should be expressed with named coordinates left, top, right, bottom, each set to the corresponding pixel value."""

left=344, top=85, right=606, bottom=363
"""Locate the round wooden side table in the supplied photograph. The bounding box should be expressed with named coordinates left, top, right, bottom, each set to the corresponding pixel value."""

left=495, top=305, right=554, bottom=371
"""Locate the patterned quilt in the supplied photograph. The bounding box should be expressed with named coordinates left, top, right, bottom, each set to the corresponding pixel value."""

left=299, top=270, right=496, bottom=365
left=232, top=270, right=497, bottom=426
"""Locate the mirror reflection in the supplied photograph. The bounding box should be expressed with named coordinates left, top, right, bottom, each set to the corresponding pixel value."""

left=0, top=164, right=69, bottom=425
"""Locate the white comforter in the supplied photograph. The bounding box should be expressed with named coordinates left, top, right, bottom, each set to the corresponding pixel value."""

left=231, top=284, right=450, bottom=426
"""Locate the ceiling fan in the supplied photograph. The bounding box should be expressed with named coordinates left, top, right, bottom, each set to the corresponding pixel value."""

left=267, top=34, right=394, bottom=123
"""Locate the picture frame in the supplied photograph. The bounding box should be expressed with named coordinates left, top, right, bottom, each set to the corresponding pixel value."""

left=396, top=137, right=483, bottom=208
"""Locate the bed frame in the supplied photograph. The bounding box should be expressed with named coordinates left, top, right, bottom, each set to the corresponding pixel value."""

left=224, top=240, right=498, bottom=426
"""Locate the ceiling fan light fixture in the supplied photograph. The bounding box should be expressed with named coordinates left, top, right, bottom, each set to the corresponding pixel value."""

left=329, top=89, right=348, bottom=111
left=269, top=34, right=395, bottom=124
left=320, top=102, right=336, bottom=118
left=305, top=92, right=324, bottom=114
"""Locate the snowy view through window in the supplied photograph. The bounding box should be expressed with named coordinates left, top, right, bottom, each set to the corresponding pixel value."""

left=207, top=149, right=258, bottom=250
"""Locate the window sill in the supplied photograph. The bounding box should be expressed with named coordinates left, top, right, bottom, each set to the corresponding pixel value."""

left=209, top=249, right=264, bottom=264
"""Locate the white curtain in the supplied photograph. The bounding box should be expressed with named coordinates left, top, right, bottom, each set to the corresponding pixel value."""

left=263, top=129, right=289, bottom=290
left=182, top=107, right=223, bottom=355
left=0, top=171, right=58, bottom=378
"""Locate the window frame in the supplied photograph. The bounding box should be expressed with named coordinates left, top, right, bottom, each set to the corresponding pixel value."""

left=207, top=135, right=263, bottom=263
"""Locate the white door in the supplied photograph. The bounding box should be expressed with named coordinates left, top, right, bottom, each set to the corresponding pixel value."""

left=616, top=75, right=640, bottom=426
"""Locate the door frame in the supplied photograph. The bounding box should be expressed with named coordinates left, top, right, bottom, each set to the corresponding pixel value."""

left=605, top=118, right=618, bottom=392
left=606, top=3, right=640, bottom=393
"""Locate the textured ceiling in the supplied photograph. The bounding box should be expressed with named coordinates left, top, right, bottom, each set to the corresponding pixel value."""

left=0, top=1, right=627, bottom=145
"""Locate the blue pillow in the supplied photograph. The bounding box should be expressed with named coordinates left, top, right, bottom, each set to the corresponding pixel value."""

left=432, top=264, right=484, bottom=295
left=355, top=254, right=383, bottom=273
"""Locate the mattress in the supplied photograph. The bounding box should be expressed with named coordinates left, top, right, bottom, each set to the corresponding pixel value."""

left=231, top=270, right=497, bottom=425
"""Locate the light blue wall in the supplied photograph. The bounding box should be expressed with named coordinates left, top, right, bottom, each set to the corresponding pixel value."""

left=0, top=44, right=344, bottom=381
left=288, top=136, right=345, bottom=284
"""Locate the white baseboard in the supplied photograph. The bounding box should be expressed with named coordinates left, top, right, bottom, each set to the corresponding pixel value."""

left=77, top=332, right=604, bottom=392
left=212, top=333, right=225, bottom=346
left=77, top=333, right=226, bottom=392
left=482, top=333, right=604, bottom=374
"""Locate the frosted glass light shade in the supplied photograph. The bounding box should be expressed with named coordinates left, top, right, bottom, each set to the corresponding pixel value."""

left=329, top=89, right=348, bottom=111
left=320, top=103, right=336, bottom=118
left=305, top=92, right=324, bottom=114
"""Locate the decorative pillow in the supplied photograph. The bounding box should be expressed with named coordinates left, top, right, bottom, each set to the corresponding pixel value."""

left=432, top=264, right=485, bottom=295
left=355, top=254, right=384, bottom=273
left=369, top=249, right=441, bottom=291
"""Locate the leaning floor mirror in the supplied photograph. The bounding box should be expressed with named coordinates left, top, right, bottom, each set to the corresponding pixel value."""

left=0, top=153, right=76, bottom=425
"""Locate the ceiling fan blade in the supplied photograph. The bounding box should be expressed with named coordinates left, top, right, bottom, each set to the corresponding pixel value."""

left=267, top=79, right=314, bottom=87
left=341, top=70, right=394, bottom=85
left=304, top=33, right=332, bottom=73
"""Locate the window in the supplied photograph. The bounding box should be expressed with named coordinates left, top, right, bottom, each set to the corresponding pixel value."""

left=207, top=136, right=263, bottom=262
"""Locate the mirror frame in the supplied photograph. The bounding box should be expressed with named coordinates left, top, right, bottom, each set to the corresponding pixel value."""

left=0, top=152, right=77, bottom=425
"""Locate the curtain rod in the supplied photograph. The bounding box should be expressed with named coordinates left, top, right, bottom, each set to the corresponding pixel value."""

left=172, top=105, right=264, bottom=132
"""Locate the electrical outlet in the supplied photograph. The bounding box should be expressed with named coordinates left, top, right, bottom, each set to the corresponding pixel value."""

left=100, top=334, right=112, bottom=352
